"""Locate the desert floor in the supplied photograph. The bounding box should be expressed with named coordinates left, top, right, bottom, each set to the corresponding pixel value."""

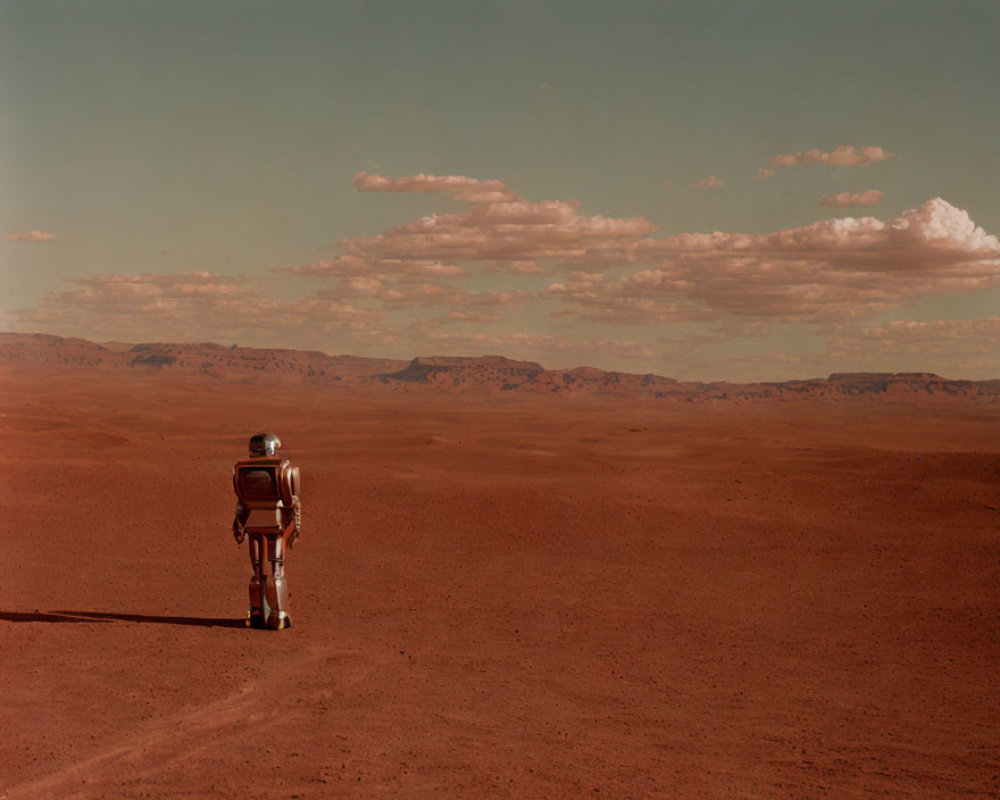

left=1, top=366, right=998, bottom=799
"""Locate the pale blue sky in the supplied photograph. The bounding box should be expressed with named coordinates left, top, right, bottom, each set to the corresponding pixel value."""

left=2, top=1, right=999, bottom=379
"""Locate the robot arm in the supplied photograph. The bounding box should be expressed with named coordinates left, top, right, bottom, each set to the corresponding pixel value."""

left=288, top=495, right=302, bottom=548
left=233, top=499, right=249, bottom=544
left=286, top=465, right=301, bottom=548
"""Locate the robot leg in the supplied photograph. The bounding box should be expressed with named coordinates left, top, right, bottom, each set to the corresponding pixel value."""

left=247, top=534, right=268, bottom=628
left=264, top=535, right=291, bottom=630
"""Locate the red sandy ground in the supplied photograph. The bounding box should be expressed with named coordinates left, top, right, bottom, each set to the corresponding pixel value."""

left=1, top=366, right=998, bottom=799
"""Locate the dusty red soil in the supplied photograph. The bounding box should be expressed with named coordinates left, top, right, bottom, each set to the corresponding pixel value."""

left=1, top=365, right=998, bottom=799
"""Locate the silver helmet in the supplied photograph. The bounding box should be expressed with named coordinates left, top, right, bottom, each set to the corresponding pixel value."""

left=249, top=431, right=281, bottom=457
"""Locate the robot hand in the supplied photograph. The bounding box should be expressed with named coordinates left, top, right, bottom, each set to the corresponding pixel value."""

left=291, top=495, right=302, bottom=546
left=233, top=499, right=247, bottom=544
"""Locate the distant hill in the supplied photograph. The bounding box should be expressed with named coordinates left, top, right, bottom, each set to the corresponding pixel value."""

left=0, top=333, right=407, bottom=385
left=3, top=332, right=1000, bottom=403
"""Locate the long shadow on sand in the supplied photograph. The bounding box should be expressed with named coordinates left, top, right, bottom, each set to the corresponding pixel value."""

left=1, top=610, right=244, bottom=628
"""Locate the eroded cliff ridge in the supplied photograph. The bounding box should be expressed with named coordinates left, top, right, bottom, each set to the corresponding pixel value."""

left=3, top=332, right=999, bottom=403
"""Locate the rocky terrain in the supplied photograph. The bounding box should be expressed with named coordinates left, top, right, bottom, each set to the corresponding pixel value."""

left=3, top=331, right=1000, bottom=402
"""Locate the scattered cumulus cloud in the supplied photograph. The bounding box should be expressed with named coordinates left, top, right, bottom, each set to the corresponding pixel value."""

left=830, top=316, right=1000, bottom=354
left=766, top=145, right=896, bottom=168
left=353, top=170, right=518, bottom=203
left=11, top=169, right=1000, bottom=380
left=483, top=260, right=551, bottom=276
left=546, top=270, right=706, bottom=325
left=282, top=175, right=656, bottom=278
left=317, top=278, right=528, bottom=311
left=547, top=198, right=1000, bottom=324
left=280, top=254, right=469, bottom=280
left=8, top=272, right=383, bottom=348
left=818, top=190, right=885, bottom=207
left=3, top=230, right=55, bottom=242
left=756, top=168, right=776, bottom=180
left=287, top=174, right=1000, bottom=349
left=823, top=316, right=1000, bottom=377
left=687, top=174, right=724, bottom=190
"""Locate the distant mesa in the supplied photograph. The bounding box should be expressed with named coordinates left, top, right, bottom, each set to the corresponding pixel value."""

left=377, top=356, right=545, bottom=389
left=828, top=372, right=941, bottom=382
left=1, top=332, right=998, bottom=404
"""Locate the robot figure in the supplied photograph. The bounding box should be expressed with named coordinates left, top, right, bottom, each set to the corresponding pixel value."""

left=232, top=432, right=301, bottom=630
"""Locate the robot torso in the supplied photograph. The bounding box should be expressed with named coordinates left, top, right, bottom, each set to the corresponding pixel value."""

left=233, top=456, right=300, bottom=534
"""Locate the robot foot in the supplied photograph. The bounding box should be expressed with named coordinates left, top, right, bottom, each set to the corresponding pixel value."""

left=268, top=612, right=291, bottom=631
left=246, top=609, right=267, bottom=629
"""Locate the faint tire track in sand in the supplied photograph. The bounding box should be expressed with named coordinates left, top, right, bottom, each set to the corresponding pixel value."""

left=5, top=646, right=392, bottom=800
left=7, top=681, right=267, bottom=799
